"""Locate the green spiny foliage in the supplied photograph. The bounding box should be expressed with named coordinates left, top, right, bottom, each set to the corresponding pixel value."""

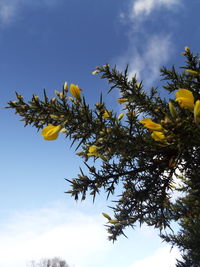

left=7, top=47, right=200, bottom=266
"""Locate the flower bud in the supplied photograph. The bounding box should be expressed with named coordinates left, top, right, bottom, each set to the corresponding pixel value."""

left=54, top=90, right=60, bottom=96
left=118, top=113, right=124, bottom=120
left=106, top=127, right=112, bottom=133
left=16, top=94, right=23, bottom=100
left=51, top=97, right=56, bottom=103
left=10, top=101, right=18, bottom=107
left=97, top=138, right=104, bottom=143
left=92, top=70, right=100, bottom=75
left=102, top=213, right=111, bottom=220
left=184, top=46, right=190, bottom=52
left=194, top=100, right=200, bottom=123
left=63, top=82, right=68, bottom=92
left=169, top=101, right=177, bottom=118
left=60, top=128, right=68, bottom=133
left=117, top=98, right=128, bottom=104
left=185, top=69, right=200, bottom=76
left=33, top=95, right=39, bottom=102
left=50, top=114, right=60, bottom=120
left=58, top=92, right=66, bottom=100
left=68, top=96, right=74, bottom=102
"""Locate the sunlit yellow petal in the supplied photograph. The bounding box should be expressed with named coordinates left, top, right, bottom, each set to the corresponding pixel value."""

left=175, top=89, right=193, bottom=100
left=41, top=125, right=54, bottom=136
left=70, top=84, right=81, bottom=100
left=87, top=145, right=99, bottom=156
left=117, top=98, right=128, bottom=104
left=140, top=118, right=163, bottom=131
left=41, top=125, right=62, bottom=141
left=194, top=100, right=200, bottom=123
left=140, top=118, right=152, bottom=124
left=43, top=132, right=59, bottom=140
left=185, top=69, right=200, bottom=76
left=151, top=131, right=166, bottom=142
left=175, top=89, right=194, bottom=110
left=102, top=110, right=110, bottom=118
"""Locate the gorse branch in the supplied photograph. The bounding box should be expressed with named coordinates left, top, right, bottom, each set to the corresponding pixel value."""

left=7, top=47, right=200, bottom=266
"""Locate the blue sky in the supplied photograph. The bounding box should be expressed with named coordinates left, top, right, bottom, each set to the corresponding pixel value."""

left=1, top=0, right=200, bottom=266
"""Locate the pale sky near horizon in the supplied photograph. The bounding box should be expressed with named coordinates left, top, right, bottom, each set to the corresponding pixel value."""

left=1, top=0, right=200, bottom=266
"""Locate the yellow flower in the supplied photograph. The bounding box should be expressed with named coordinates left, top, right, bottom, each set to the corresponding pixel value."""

left=194, top=100, right=200, bottom=123
left=185, top=69, right=200, bottom=76
left=117, top=98, right=128, bottom=104
left=102, top=110, right=110, bottom=118
left=87, top=145, right=107, bottom=161
left=151, top=131, right=166, bottom=142
left=175, top=89, right=194, bottom=111
left=41, top=125, right=62, bottom=141
left=70, top=84, right=81, bottom=100
left=87, top=145, right=99, bottom=157
left=140, top=118, right=163, bottom=131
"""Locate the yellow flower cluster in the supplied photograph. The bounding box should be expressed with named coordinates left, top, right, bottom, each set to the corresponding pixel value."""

left=40, top=82, right=82, bottom=141
left=140, top=88, right=200, bottom=143
left=41, top=83, right=200, bottom=155
left=140, top=118, right=165, bottom=142
left=175, top=88, right=200, bottom=122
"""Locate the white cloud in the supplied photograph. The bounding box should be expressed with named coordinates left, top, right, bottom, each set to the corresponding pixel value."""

left=117, top=34, right=173, bottom=86
left=0, top=203, right=111, bottom=267
left=131, top=0, right=182, bottom=18
left=130, top=246, right=181, bottom=267
left=117, top=1, right=184, bottom=84
left=0, top=200, right=181, bottom=267
left=0, top=1, right=18, bottom=25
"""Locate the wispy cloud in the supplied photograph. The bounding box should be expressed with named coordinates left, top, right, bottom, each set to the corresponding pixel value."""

left=0, top=1, right=18, bottom=25
left=130, top=246, right=181, bottom=267
left=116, top=0, right=184, bottom=86
left=0, top=200, right=181, bottom=267
left=117, top=34, right=173, bottom=86
left=0, top=203, right=111, bottom=267
left=131, top=0, right=182, bottom=18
